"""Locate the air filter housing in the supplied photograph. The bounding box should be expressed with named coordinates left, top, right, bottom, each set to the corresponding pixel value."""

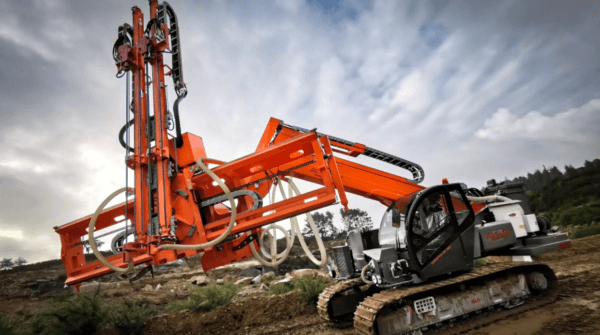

left=332, top=245, right=355, bottom=279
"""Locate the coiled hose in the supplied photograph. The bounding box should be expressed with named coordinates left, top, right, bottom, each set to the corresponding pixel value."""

left=88, top=187, right=135, bottom=273
left=249, top=178, right=327, bottom=268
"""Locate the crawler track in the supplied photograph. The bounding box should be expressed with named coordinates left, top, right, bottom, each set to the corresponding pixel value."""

left=318, top=277, right=370, bottom=327
left=355, top=263, right=557, bottom=335
left=319, top=262, right=559, bottom=335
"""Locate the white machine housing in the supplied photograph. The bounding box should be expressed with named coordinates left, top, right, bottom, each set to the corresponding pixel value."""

left=487, top=200, right=539, bottom=237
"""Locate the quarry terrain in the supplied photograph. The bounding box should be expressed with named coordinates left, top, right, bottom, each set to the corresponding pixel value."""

left=1, top=235, right=599, bottom=335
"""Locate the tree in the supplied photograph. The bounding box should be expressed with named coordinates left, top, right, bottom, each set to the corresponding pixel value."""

left=564, top=165, right=577, bottom=178
left=303, top=211, right=337, bottom=240
left=1, top=258, right=14, bottom=271
left=15, top=257, right=27, bottom=267
left=339, top=208, right=373, bottom=234
left=549, top=166, right=563, bottom=180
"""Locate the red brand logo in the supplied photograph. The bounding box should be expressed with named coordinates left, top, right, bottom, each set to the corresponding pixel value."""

left=558, top=242, right=571, bottom=248
left=486, top=229, right=511, bottom=241
left=472, top=298, right=481, bottom=303
left=508, top=213, right=517, bottom=217
left=431, top=245, right=451, bottom=265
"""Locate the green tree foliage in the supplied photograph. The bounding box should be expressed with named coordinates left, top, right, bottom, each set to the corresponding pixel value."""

left=302, top=211, right=338, bottom=240
left=339, top=208, right=373, bottom=233
left=571, top=225, right=600, bottom=239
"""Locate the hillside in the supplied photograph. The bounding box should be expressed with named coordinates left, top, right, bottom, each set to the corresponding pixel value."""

left=491, top=159, right=600, bottom=236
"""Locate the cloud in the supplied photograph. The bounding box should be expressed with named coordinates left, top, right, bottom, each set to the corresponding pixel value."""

left=476, top=99, right=600, bottom=143
left=0, top=230, right=23, bottom=240
left=1, top=0, right=599, bottom=264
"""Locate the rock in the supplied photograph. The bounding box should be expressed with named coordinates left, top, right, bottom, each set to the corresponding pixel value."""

left=190, top=275, right=209, bottom=286
left=271, top=277, right=293, bottom=287
left=155, top=284, right=161, bottom=291
left=259, top=271, right=276, bottom=283
left=216, top=279, right=224, bottom=285
left=238, top=267, right=261, bottom=278
left=291, top=269, right=329, bottom=279
left=234, top=277, right=254, bottom=286
left=14, top=306, right=24, bottom=315
left=259, top=283, right=269, bottom=291
left=236, top=285, right=266, bottom=297
left=251, top=275, right=261, bottom=284
left=222, top=274, right=238, bottom=283
left=552, top=226, right=560, bottom=231
left=143, top=284, right=153, bottom=292
left=261, top=266, right=277, bottom=274
left=285, top=272, right=292, bottom=278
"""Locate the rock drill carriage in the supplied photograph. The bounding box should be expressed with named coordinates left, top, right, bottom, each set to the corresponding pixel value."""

left=53, top=2, right=570, bottom=334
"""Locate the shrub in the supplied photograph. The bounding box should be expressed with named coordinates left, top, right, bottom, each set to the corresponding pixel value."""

left=290, top=277, right=329, bottom=305
left=31, top=288, right=107, bottom=335
left=558, top=205, right=600, bottom=226
left=571, top=225, right=600, bottom=239
left=474, top=258, right=488, bottom=268
left=267, top=283, right=294, bottom=296
left=105, top=301, right=158, bottom=335
left=166, top=281, right=240, bottom=312
left=0, top=313, right=28, bottom=335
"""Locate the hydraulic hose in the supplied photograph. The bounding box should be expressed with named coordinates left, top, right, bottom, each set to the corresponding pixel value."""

left=119, top=116, right=157, bottom=153
left=467, top=194, right=512, bottom=204
left=249, top=224, right=293, bottom=267
left=287, top=179, right=327, bottom=267
left=173, top=93, right=185, bottom=148
left=361, top=264, right=373, bottom=284
left=88, top=187, right=135, bottom=274
left=250, top=182, right=297, bottom=267
left=249, top=178, right=327, bottom=268
left=259, top=182, right=296, bottom=260
left=159, top=158, right=236, bottom=250
left=119, top=118, right=135, bottom=153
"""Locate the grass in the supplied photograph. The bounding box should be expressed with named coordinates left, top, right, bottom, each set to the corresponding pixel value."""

left=166, top=281, right=240, bottom=312
left=267, top=277, right=331, bottom=305
left=267, top=283, right=295, bottom=296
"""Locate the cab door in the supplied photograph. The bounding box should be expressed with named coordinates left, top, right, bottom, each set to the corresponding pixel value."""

left=405, top=184, right=475, bottom=280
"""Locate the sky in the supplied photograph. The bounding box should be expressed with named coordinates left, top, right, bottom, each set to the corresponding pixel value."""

left=1, top=0, right=599, bottom=264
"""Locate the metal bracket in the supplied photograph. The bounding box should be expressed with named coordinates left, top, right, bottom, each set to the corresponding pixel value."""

left=232, top=233, right=259, bottom=251
left=125, top=264, right=154, bottom=283
left=186, top=224, right=196, bottom=237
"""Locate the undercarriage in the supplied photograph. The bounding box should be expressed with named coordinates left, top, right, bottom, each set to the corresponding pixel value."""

left=319, top=262, right=557, bottom=335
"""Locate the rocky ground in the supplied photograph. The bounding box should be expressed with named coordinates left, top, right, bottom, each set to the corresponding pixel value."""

left=1, top=235, right=599, bottom=334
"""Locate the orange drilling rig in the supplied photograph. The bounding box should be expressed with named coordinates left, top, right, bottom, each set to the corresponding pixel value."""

left=54, top=2, right=570, bottom=334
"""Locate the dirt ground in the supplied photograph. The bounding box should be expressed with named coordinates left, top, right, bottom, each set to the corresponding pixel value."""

left=2, top=235, right=600, bottom=335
